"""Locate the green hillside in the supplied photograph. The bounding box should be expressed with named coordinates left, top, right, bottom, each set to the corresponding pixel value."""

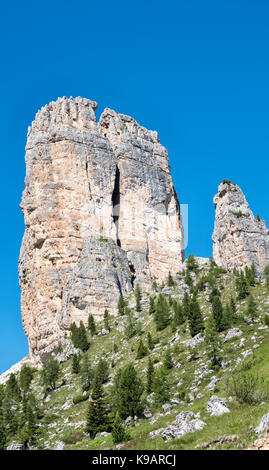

left=1, top=257, right=269, bottom=451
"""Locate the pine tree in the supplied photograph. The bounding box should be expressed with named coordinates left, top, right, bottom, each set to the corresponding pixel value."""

left=230, top=297, right=237, bottom=319
left=19, top=364, right=34, bottom=399
left=184, top=270, right=193, bottom=287
left=104, top=309, right=110, bottom=331
left=112, top=412, right=131, bottom=444
left=6, top=373, right=21, bottom=401
left=80, top=355, right=93, bottom=392
left=167, top=272, right=175, bottom=287
left=117, top=364, right=143, bottom=419
left=41, top=357, right=60, bottom=391
left=236, top=271, right=249, bottom=300
left=173, top=301, right=185, bottom=326
left=246, top=294, right=258, bottom=322
left=95, top=359, right=109, bottom=384
left=188, top=296, right=204, bottom=337
left=152, top=367, right=170, bottom=404
left=78, top=321, right=89, bottom=351
left=118, top=294, right=126, bottom=315
left=86, top=376, right=109, bottom=439
left=88, top=314, right=96, bottom=335
left=212, top=295, right=225, bottom=332
left=205, top=315, right=222, bottom=369
left=72, top=354, right=80, bottom=374
left=135, top=284, right=142, bottom=312
left=124, top=311, right=137, bottom=339
left=186, top=254, right=199, bottom=273
left=149, top=297, right=155, bottom=315
left=70, top=322, right=80, bottom=348
left=154, top=294, right=170, bottom=331
left=147, top=332, right=154, bottom=350
left=222, top=303, right=233, bottom=330
left=146, top=357, right=154, bottom=393
left=245, top=263, right=256, bottom=287
left=183, top=292, right=190, bottom=319
left=164, top=348, right=173, bottom=370
left=136, top=339, right=148, bottom=360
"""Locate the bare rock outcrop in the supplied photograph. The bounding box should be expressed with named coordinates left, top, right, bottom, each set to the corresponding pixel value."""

left=212, top=181, right=269, bottom=273
left=19, top=96, right=184, bottom=364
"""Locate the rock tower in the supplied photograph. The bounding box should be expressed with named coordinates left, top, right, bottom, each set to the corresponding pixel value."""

left=213, top=181, right=269, bottom=273
left=19, top=96, right=184, bottom=364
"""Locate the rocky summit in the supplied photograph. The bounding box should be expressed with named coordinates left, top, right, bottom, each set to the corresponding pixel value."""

left=18, top=96, right=184, bottom=365
left=213, top=180, right=269, bottom=274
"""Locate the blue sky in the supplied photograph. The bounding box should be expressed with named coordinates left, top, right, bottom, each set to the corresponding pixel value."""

left=1, top=0, right=269, bottom=373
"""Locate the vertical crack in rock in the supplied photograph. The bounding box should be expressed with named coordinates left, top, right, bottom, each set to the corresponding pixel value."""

left=112, top=165, right=121, bottom=247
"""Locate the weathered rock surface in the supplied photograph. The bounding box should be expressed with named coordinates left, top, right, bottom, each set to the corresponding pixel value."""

left=0, top=357, right=30, bottom=385
left=19, top=96, right=184, bottom=364
left=150, top=411, right=206, bottom=442
left=206, top=396, right=230, bottom=416
left=213, top=181, right=269, bottom=273
left=255, top=412, right=269, bottom=434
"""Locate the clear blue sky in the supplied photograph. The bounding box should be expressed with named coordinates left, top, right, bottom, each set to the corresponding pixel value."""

left=1, top=0, right=269, bottom=373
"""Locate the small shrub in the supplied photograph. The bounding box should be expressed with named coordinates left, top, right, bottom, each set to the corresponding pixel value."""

left=228, top=372, right=269, bottom=404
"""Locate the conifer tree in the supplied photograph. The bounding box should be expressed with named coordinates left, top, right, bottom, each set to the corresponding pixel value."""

left=88, top=314, right=96, bottom=335
left=186, top=254, right=199, bottom=273
left=136, top=339, right=148, bottom=360
left=135, top=284, right=142, bottom=312
left=152, top=367, right=170, bottom=404
left=41, top=357, right=60, bottom=391
left=173, top=301, right=185, bottom=326
left=117, top=364, right=143, bottom=419
left=147, top=332, right=154, bottom=350
left=164, top=348, right=173, bottom=370
left=6, top=373, right=21, bottom=402
left=124, top=311, right=137, bottom=339
left=78, top=321, right=89, bottom=351
left=149, top=296, right=155, bottom=315
left=167, top=272, right=175, bottom=287
left=236, top=271, right=249, bottom=300
left=118, top=294, right=126, bottom=315
left=222, top=304, right=233, bottom=330
left=246, top=294, right=258, bottom=322
left=230, top=297, right=237, bottom=319
left=95, top=359, right=109, bottom=384
left=104, top=309, right=110, bottom=331
left=19, top=364, right=34, bottom=399
left=154, top=294, right=170, bottom=331
left=188, top=296, right=204, bottom=337
left=86, top=376, right=109, bottom=439
left=212, top=295, right=225, bottom=332
left=183, top=292, right=190, bottom=319
left=146, top=357, right=154, bottom=394
left=72, top=354, right=80, bottom=374
left=205, top=315, right=222, bottom=369
left=80, top=355, right=93, bottom=392
left=112, top=412, right=131, bottom=444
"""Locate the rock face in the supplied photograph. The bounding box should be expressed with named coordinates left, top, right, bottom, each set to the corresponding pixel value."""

left=19, top=96, right=184, bottom=364
left=213, top=181, right=269, bottom=273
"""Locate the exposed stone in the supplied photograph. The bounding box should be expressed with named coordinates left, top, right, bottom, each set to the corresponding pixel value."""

left=7, top=442, right=28, bottom=450
left=182, top=333, right=204, bottom=349
left=19, top=96, right=184, bottom=364
left=255, top=413, right=269, bottom=434
left=206, top=395, right=230, bottom=416
left=0, top=357, right=30, bottom=385
left=224, top=328, right=243, bottom=342
left=213, top=181, right=269, bottom=273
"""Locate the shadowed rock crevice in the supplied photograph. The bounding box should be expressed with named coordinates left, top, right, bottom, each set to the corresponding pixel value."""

left=112, top=165, right=121, bottom=247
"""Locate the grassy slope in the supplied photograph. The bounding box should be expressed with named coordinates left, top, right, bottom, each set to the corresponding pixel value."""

left=25, top=264, right=269, bottom=450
